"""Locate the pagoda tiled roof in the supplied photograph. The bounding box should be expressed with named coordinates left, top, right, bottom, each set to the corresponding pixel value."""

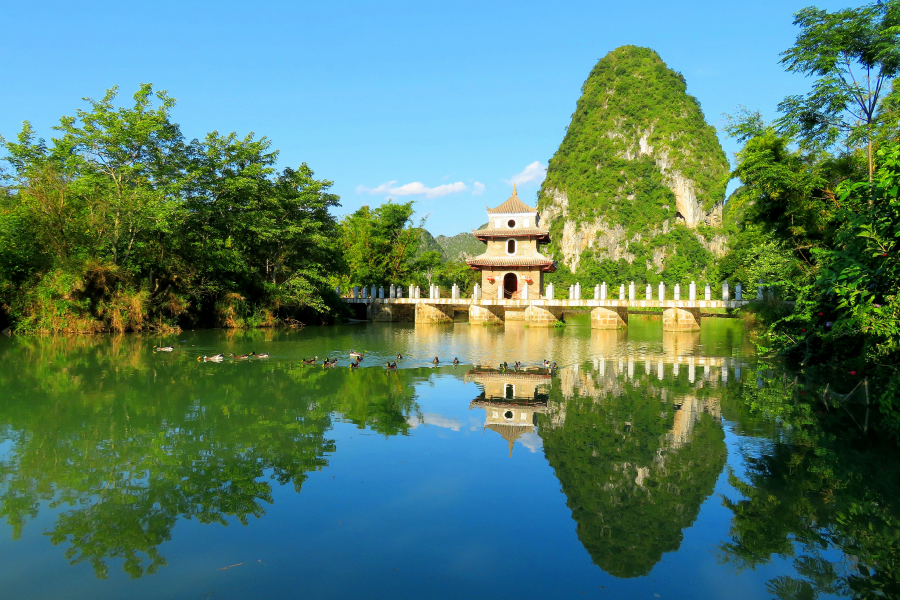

left=473, top=227, right=550, bottom=241
left=486, top=184, right=537, bottom=214
left=465, top=255, right=557, bottom=272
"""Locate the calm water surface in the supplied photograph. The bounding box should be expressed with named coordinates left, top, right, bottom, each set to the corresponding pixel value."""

left=0, top=316, right=897, bottom=599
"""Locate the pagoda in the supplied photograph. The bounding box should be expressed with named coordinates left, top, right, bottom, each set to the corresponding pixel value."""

left=465, top=184, right=555, bottom=299
left=466, top=367, right=551, bottom=457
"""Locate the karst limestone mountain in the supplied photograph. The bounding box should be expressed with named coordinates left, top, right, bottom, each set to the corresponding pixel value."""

left=538, top=45, right=730, bottom=278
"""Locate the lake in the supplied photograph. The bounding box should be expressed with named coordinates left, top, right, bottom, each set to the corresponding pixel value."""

left=0, top=316, right=897, bottom=599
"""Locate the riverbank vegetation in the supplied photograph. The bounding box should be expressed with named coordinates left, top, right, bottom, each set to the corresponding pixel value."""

left=0, top=86, right=481, bottom=334
left=719, top=0, right=900, bottom=433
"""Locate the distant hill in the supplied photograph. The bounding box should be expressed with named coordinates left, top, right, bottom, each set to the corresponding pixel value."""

left=415, top=229, right=444, bottom=258
left=435, top=230, right=485, bottom=261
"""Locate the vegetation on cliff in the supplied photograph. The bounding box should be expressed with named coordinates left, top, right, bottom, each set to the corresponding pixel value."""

left=538, top=45, right=730, bottom=291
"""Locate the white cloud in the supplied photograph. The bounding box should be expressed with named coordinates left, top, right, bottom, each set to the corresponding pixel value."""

left=504, top=161, right=547, bottom=186
left=407, top=413, right=462, bottom=431
left=356, top=180, right=468, bottom=199
left=472, top=181, right=485, bottom=196
left=517, top=432, right=544, bottom=453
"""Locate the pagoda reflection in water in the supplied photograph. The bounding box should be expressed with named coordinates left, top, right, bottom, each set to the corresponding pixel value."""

left=466, top=367, right=562, bottom=457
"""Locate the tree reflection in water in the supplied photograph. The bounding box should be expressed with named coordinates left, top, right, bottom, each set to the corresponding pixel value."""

left=0, top=330, right=898, bottom=597
left=0, top=334, right=419, bottom=578
left=718, top=369, right=900, bottom=599
left=536, top=358, right=727, bottom=577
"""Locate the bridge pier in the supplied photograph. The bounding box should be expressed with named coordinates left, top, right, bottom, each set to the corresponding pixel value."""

left=590, top=306, right=628, bottom=330
left=415, top=303, right=454, bottom=324
left=369, top=302, right=414, bottom=322
left=524, top=304, right=563, bottom=327
left=469, top=304, right=505, bottom=325
left=663, top=308, right=701, bottom=332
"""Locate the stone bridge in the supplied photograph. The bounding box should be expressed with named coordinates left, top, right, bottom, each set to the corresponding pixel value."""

left=343, top=296, right=752, bottom=332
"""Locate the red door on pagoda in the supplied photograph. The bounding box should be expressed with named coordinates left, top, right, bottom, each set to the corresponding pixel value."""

left=503, top=273, right=518, bottom=299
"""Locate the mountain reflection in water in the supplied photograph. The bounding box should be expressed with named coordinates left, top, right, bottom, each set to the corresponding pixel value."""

left=0, top=320, right=896, bottom=599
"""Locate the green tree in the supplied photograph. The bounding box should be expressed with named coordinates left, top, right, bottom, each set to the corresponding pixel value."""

left=778, top=1, right=900, bottom=181
left=338, top=201, right=423, bottom=288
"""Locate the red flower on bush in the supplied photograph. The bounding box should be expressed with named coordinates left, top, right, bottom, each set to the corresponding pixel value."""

left=850, top=370, right=857, bottom=375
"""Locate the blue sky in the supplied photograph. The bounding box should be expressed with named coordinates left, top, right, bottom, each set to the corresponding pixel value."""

left=1, top=0, right=849, bottom=236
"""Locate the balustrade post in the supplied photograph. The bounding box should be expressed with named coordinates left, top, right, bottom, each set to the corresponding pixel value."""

left=547, top=283, right=554, bottom=299
left=689, top=281, right=696, bottom=301
left=704, top=283, right=711, bottom=301
left=576, top=282, right=582, bottom=300
left=414, top=286, right=420, bottom=299
left=619, top=284, right=625, bottom=300
left=629, top=281, right=635, bottom=301
left=498, top=284, right=504, bottom=300
left=594, top=284, right=600, bottom=300
left=722, top=281, right=730, bottom=301
left=353, top=286, right=359, bottom=299
left=601, top=282, right=607, bottom=300
left=396, top=285, right=402, bottom=298
left=757, top=281, right=764, bottom=300
left=389, top=284, right=395, bottom=299
left=521, top=282, right=528, bottom=300
left=646, top=283, right=652, bottom=300
left=379, top=286, right=384, bottom=299
left=658, top=282, right=665, bottom=301
left=674, top=284, right=681, bottom=301
left=735, top=282, right=743, bottom=300
left=474, top=283, right=481, bottom=300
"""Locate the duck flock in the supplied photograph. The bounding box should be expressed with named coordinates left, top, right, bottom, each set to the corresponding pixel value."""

left=153, top=345, right=558, bottom=372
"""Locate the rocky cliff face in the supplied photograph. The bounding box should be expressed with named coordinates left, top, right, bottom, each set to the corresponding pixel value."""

left=538, top=46, right=730, bottom=279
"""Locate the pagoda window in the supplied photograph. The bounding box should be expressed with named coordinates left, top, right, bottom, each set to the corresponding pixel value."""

left=507, top=218, right=516, bottom=228
left=507, top=239, right=516, bottom=254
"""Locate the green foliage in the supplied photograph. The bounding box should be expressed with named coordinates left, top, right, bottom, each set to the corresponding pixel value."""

left=777, top=1, right=900, bottom=178
left=537, top=45, right=729, bottom=285
left=540, top=46, right=728, bottom=222
left=0, top=85, right=344, bottom=332
left=337, top=201, right=423, bottom=288
left=727, top=129, right=900, bottom=432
